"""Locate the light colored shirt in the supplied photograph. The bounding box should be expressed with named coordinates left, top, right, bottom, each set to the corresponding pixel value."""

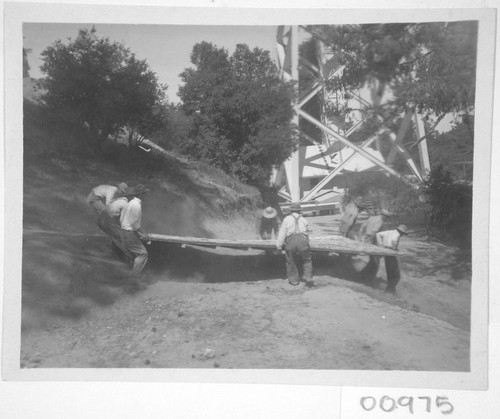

left=120, top=197, right=142, bottom=231
left=104, top=197, right=129, bottom=219
left=87, top=185, right=118, bottom=205
left=375, top=229, right=401, bottom=250
left=276, top=213, right=309, bottom=248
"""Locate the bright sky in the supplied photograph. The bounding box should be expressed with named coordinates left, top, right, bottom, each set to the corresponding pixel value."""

left=23, top=23, right=278, bottom=103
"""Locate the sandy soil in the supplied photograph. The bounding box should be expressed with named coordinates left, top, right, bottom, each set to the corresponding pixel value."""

left=20, top=212, right=471, bottom=371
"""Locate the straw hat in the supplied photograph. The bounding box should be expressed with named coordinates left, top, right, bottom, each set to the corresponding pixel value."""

left=262, top=206, right=278, bottom=219
left=397, top=224, right=409, bottom=235
left=130, top=184, right=150, bottom=195
left=289, top=202, right=302, bottom=212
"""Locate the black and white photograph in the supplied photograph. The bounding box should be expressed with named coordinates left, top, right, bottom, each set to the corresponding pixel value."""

left=2, top=2, right=498, bottom=416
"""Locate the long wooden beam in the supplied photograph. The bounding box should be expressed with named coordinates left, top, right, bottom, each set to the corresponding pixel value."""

left=147, top=233, right=403, bottom=257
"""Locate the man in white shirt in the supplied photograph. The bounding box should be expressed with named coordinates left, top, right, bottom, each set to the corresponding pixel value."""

left=375, top=224, right=409, bottom=293
left=101, top=187, right=133, bottom=260
left=120, top=184, right=150, bottom=278
left=276, top=203, right=314, bottom=287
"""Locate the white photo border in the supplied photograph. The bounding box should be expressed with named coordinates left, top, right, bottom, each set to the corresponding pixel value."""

left=2, top=2, right=494, bottom=391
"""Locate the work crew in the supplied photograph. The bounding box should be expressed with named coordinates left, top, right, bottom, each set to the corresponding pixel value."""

left=375, top=224, right=409, bottom=293
left=339, top=198, right=366, bottom=238
left=257, top=206, right=280, bottom=240
left=276, top=203, right=314, bottom=287
left=87, top=182, right=128, bottom=229
left=101, top=186, right=134, bottom=261
left=358, top=209, right=391, bottom=281
left=120, top=184, right=150, bottom=279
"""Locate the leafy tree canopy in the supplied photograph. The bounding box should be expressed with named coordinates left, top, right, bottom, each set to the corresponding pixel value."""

left=178, top=42, right=296, bottom=185
left=39, top=27, right=166, bottom=148
left=305, top=22, right=477, bottom=118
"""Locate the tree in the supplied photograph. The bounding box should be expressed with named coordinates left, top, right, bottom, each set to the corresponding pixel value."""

left=305, top=22, right=477, bottom=122
left=178, top=42, right=296, bottom=185
left=39, top=27, right=166, bottom=149
left=427, top=123, right=474, bottom=181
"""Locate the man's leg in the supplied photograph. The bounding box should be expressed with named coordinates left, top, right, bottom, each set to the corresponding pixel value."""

left=285, top=236, right=300, bottom=285
left=107, top=222, right=132, bottom=261
left=384, top=256, right=401, bottom=293
left=121, top=230, right=149, bottom=277
left=360, top=256, right=380, bottom=281
left=298, top=236, right=314, bottom=286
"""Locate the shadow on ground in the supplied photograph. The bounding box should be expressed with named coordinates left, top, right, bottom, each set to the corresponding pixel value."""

left=21, top=232, right=370, bottom=330
left=147, top=242, right=364, bottom=285
left=21, top=234, right=133, bottom=328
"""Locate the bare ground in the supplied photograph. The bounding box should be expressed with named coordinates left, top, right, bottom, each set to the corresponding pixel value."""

left=20, top=212, right=471, bottom=371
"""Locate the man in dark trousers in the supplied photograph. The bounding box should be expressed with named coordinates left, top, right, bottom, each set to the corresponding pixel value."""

left=375, top=224, right=409, bottom=293
left=276, top=202, right=314, bottom=287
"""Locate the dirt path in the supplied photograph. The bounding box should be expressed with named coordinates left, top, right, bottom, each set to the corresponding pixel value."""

left=20, top=215, right=471, bottom=371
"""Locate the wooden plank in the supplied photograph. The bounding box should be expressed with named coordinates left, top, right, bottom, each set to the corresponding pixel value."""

left=147, top=234, right=403, bottom=257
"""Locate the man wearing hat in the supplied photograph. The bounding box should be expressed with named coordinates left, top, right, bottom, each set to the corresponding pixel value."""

left=358, top=209, right=392, bottom=281
left=257, top=206, right=280, bottom=240
left=276, top=203, right=314, bottom=287
left=339, top=197, right=366, bottom=238
left=120, top=184, right=150, bottom=279
left=375, top=224, right=409, bottom=293
left=87, top=182, right=128, bottom=232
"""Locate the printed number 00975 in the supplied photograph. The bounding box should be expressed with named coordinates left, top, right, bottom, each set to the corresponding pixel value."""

left=360, top=396, right=454, bottom=415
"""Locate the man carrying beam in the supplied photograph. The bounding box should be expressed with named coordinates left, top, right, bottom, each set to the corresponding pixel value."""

left=276, top=203, right=314, bottom=287
left=120, top=184, right=150, bottom=282
left=375, top=224, right=409, bottom=293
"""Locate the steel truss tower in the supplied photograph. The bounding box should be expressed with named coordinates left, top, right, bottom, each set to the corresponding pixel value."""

left=273, top=25, right=430, bottom=204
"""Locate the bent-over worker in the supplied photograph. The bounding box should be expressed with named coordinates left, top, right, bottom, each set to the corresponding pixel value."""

left=339, top=198, right=366, bottom=238
left=257, top=206, right=280, bottom=240
left=375, top=224, right=409, bottom=293
left=87, top=183, right=127, bottom=214
left=120, top=184, right=150, bottom=278
left=87, top=182, right=128, bottom=229
left=276, top=202, right=314, bottom=287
